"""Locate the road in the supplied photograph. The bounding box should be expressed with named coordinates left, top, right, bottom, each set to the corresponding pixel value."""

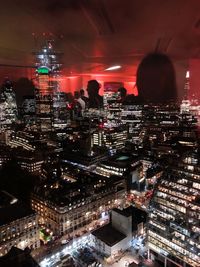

left=39, top=234, right=93, bottom=267
left=32, top=218, right=108, bottom=266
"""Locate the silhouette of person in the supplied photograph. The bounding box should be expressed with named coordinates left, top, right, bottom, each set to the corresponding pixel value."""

left=118, top=87, right=127, bottom=103
left=118, top=86, right=137, bottom=105
left=136, top=53, right=177, bottom=103
left=87, top=80, right=103, bottom=109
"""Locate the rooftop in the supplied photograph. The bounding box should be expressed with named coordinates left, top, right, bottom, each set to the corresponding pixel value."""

left=0, top=195, right=35, bottom=226
left=100, top=152, right=139, bottom=168
left=0, top=191, right=18, bottom=208
left=92, top=223, right=126, bottom=247
left=33, top=171, right=125, bottom=207
left=0, top=247, right=40, bottom=267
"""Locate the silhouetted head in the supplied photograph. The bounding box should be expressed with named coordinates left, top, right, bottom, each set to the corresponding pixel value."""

left=87, top=80, right=100, bottom=96
left=74, top=91, right=80, bottom=99
left=80, top=89, right=85, bottom=96
left=136, top=53, right=177, bottom=103
left=118, top=87, right=127, bottom=98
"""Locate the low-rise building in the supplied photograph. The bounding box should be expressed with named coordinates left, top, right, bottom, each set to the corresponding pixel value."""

left=31, top=173, right=126, bottom=236
left=0, top=191, right=40, bottom=256
left=96, top=153, right=138, bottom=178
left=91, top=206, right=147, bottom=257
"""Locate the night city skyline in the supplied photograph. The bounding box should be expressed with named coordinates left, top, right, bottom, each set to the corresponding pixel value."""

left=0, top=1, right=200, bottom=267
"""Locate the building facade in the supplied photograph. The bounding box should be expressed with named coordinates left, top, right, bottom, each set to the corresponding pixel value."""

left=31, top=175, right=126, bottom=236
left=34, top=41, right=61, bottom=132
left=147, top=152, right=200, bottom=267
left=0, top=192, right=40, bottom=256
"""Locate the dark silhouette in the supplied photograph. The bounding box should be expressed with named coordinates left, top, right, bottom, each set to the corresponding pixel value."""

left=66, top=92, right=74, bottom=103
left=118, top=87, right=127, bottom=103
left=136, top=53, right=177, bottom=103
left=0, top=247, right=40, bottom=267
left=0, top=159, right=37, bottom=204
left=118, top=86, right=138, bottom=104
left=14, top=77, right=35, bottom=106
left=87, top=80, right=103, bottom=109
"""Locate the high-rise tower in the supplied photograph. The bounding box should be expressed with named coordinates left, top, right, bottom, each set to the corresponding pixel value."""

left=0, top=79, right=18, bottom=129
left=34, top=41, right=62, bottom=132
left=147, top=151, right=200, bottom=267
left=181, top=70, right=200, bottom=129
left=184, top=70, right=190, bottom=100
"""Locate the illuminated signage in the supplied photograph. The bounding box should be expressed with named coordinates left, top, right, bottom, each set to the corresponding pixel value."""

left=37, top=67, right=50, bottom=74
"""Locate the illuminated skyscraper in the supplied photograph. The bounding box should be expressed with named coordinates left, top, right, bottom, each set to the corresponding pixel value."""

left=148, top=151, right=200, bottom=267
left=184, top=70, right=190, bottom=100
left=34, top=41, right=62, bottom=132
left=103, top=83, right=122, bottom=125
left=121, top=104, right=143, bottom=144
left=181, top=71, right=200, bottom=128
left=0, top=79, right=18, bottom=129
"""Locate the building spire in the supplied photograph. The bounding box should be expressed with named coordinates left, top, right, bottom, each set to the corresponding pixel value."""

left=183, top=70, right=190, bottom=100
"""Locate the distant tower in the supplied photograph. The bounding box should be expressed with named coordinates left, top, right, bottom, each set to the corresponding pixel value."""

left=34, top=40, right=62, bottom=132
left=181, top=70, right=191, bottom=114
left=0, top=78, right=18, bottom=129
left=184, top=70, right=190, bottom=100
left=180, top=70, right=200, bottom=128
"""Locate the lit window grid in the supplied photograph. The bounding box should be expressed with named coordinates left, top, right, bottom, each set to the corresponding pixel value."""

left=148, top=165, right=200, bottom=267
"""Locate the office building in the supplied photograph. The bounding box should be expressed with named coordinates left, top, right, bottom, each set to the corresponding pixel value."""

left=34, top=41, right=61, bottom=132
left=148, top=151, right=200, bottom=267
left=93, top=125, right=127, bottom=155
left=121, top=104, right=143, bottom=144
left=92, top=206, right=147, bottom=257
left=0, top=191, right=40, bottom=256
left=31, top=173, right=125, bottom=236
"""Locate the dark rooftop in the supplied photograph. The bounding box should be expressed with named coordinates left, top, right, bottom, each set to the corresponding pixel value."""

left=92, top=223, right=126, bottom=247
left=0, top=247, right=40, bottom=267
left=0, top=191, right=18, bottom=208
left=0, top=197, right=35, bottom=226
left=34, top=171, right=125, bottom=207
left=100, top=152, right=139, bottom=168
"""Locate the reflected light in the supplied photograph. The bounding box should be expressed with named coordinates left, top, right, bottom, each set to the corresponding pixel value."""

left=105, top=65, right=121, bottom=71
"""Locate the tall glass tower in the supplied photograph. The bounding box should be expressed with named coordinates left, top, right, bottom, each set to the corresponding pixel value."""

left=34, top=41, right=62, bottom=132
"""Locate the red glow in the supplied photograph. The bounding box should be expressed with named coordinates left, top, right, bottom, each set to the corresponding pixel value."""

left=57, top=73, right=137, bottom=96
left=189, top=59, right=200, bottom=102
left=0, top=67, right=34, bottom=84
left=0, top=67, right=137, bottom=97
left=98, top=122, right=104, bottom=129
left=67, top=103, right=73, bottom=109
